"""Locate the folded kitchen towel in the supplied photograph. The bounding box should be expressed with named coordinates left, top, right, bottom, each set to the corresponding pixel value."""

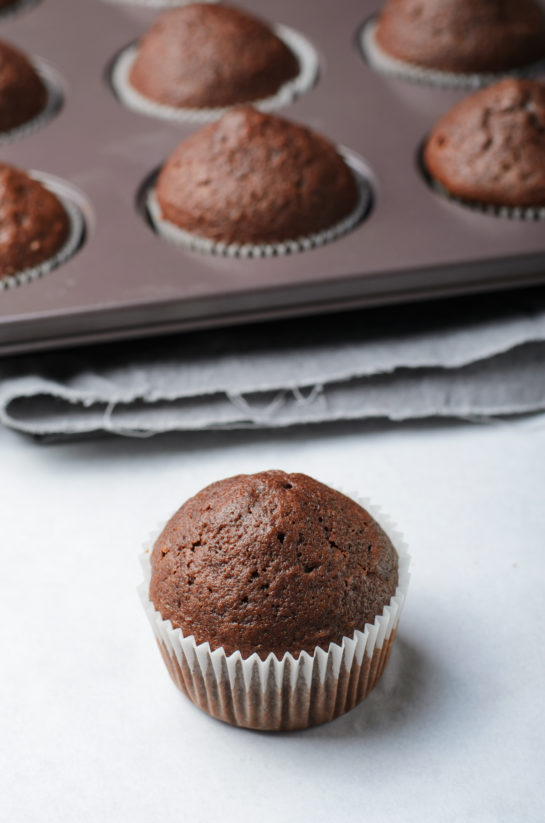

left=1, top=287, right=545, bottom=438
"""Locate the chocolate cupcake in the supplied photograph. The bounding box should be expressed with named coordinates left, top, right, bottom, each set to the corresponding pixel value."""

left=0, top=40, right=47, bottom=134
left=0, top=163, right=70, bottom=280
left=424, top=79, right=545, bottom=212
left=140, top=471, right=410, bottom=730
left=375, top=0, right=545, bottom=73
left=150, top=106, right=365, bottom=254
left=364, top=0, right=545, bottom=88
left=130, top=3, right=299, bottom=108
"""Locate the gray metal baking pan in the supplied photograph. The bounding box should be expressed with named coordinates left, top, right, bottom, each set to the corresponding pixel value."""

left=1, top=0, right=545, bottom=356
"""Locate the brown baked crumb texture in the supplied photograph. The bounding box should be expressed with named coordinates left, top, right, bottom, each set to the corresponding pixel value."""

left=155, top=106, right=359, bottom=246
left=0, top=164, right=70, bottom=279
left=150, top=470, right=399, bottom=661
left=0, top=39, right=47, bottom=132
left=375, top=0, right=545, bottom=74
left=424, top=78, right=545, bottom=209
left=129, top=3, right=299, bottom=109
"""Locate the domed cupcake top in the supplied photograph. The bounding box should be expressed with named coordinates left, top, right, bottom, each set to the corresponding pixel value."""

left=149, top=470, right=399, bottom=660
left=129, top=3, right=300, bottom=109
left=375, top=0, right=545, bottom=74
left=424, top=78, right=545, bottom=209
left=154, top=106, right=359, bottom=246
left=0, top=40, right=47, bottom=133
left=0, top=163, right=70, bottom=279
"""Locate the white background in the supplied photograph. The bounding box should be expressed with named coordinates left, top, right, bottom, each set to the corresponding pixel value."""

left=1, top=417, right=544, bottom=822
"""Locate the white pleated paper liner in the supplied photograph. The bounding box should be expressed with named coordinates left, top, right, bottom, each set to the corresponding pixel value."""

left=139, top=496, right=410, bottom=731
left=0, top=0, right=39, bottom=22
left=420, top=152, right=545, bottom=221
left=111, top=25, right=319, bottom=124
left=430, top=181, right=545, bottom=221
left=360, top=18, right=545, bottom=90
left=0, top=175, right=85, bottom=292
left=0, top=60, right=63, bottom=147
left=146, top=165, right=371, bottom=259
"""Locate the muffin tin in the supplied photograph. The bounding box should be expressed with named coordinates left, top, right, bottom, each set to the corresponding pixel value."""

left=1, top=0, right=545, bottom=356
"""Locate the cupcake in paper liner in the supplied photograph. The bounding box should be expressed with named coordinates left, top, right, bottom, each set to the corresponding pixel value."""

left=139, top=470, right=410, bottom=732
left=423, top=78, right=545, bottom=221
left=0, top=164, right=84, bottom=291
left=361, top=0, right=545, bottom=89
left=0, top=41, right=63, bottom=143
left=111, top=4, right=318, bottom=123
left=147, top=106, right=370, bottom=258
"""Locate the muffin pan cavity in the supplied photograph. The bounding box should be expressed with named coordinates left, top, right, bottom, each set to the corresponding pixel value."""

left=1, top=0, right=545, bottom=356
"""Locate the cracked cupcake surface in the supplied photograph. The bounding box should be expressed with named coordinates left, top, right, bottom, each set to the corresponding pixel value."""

left=0, top=163, right=70, bottom=278
left=149, top=470, right=399, bottom=660
left=424, top=79, right=545, bottom=208
left=375, top=0, right=545, bottom=74
left=129, top=3, right=299, bottom=109
left=155, top=106, right=359, bottom=246
left=0, top=39, right=47, bottom=133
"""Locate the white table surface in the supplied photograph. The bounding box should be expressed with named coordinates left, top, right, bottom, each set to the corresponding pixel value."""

left=1, top=417, right=544, bottom=823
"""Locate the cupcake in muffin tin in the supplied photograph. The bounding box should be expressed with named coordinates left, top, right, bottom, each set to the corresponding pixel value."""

left=0, top=39, right=64, bottom=145
left=0, top=163, right=84, bottom=289
left=0, top=41, right=46, bottom=135
left=362, top=0, right=545, bottom=89
left=112, top=3, right=319, bottom=123
left=130, top=3, right=299, bottom=109
left=424, top=78, right=545, bottom=218
left=141, top=471, right=410, bottom=730
left=148, top=106, right=371, bottom=256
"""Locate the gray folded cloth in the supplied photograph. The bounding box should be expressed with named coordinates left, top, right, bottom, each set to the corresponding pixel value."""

left=1, top=288, right=545, bottom=438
